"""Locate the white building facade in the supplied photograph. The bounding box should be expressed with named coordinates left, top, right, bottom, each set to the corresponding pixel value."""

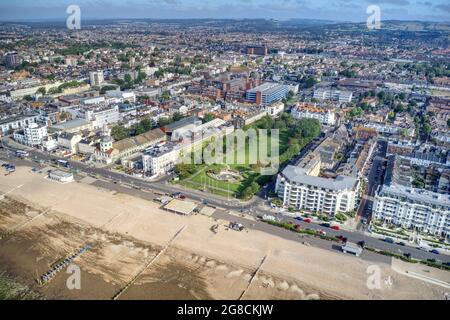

left=373, top=185, right=450, bottom=237
left=13, top=123, right=48, bottom=146
left=275, top=165, right=359, bottom=215
left=142, top=144, right=180, bottom=176
left=84, top=106, right=120, bottom=129
left=291, top=105, right=336, bottom=126
left=89, top=71, right=104, bottom=86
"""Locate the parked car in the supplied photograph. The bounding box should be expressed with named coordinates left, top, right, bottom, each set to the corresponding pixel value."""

left=384, top=237, right=395, bottom=244
left=303, top=218, right=312, bottom=223
left=357, top=241, right=366, bottom=248
left=320, top=223, right=331, bottom=228
left=396, top=241, right=406, bottom=246
left=341, top=242, right=363, bottom=257
left=336, top=235, right=348, bottom=242
left=429, top=249, right=440, bottom=255
left=294, top=216, right=303, bottom=221
left=331, top=225, right=340, bottom=231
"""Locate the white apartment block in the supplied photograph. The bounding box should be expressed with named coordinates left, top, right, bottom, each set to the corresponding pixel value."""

left=82, top=96, right=106, bottom=105
left=364, top=122, right=415, bottom=137
left=373, top=185, right=450, bottom=237
left=0, top=115, right=39, bottom=134
left=89, top=71, right=104, bottom=86
left=291, top=104, right=336, bottom=126
left=24, top=123, right=48, bottom=146
left=105, top=90, right=136, bottom=104
left=266, top=102, right=285, bottom=117
left=275, top=156, right=359, bottom=215
left=84, top=106, right=120, bottom=129
left=142, top=143, right=180, bottom=176
left=314, top=88, right=353, bottom=104
left=13, top=123, right=48, bottom=146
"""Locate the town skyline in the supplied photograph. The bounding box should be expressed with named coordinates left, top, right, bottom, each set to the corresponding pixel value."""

left=1, top=0, right=449, bottom=22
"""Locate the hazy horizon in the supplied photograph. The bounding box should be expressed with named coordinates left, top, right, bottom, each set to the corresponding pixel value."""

left=0, top=0, right=449, bottom=23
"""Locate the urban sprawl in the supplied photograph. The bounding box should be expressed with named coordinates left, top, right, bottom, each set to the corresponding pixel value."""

left=0, top=19, right=449, bottom=297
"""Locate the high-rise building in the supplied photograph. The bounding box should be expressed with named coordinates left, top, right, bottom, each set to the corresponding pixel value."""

left=245, top=83, right=290, bottom=105
left=246, top=46, right=268, bottom=56
left=4, top=52, right=22, bottom=68
left=89, top=71, right=104, bottom=86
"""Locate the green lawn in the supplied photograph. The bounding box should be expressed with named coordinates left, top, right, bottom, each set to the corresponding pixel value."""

left=177, top=165, right=243, bottom=199
left=174, top=114, right=318, bottom=200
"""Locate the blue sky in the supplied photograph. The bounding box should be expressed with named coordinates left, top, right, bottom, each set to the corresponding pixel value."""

left=0, top=0, right=449, bottom=22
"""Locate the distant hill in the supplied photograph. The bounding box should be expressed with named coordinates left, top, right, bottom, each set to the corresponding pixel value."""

left=317, top=20, right=450, bottom=32
left=1, top=18, right=449, bottom=33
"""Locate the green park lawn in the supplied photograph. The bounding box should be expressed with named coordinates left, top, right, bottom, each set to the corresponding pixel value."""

left=174, top=114, right=321, bottom=200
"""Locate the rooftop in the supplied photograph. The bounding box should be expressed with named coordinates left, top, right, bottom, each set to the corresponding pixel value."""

left=378, top=184, right=450, bottom=208
left=164, top=199, right=197, bottom=215
left=281, top=165, right=358, bottom=191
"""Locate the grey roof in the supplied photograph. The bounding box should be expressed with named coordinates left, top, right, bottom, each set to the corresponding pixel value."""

left=378, top=184, right=450, bottom=208
left=164, top=116, right=200, bottom=131
left=280, top=165, right=358, bottom=191
left=246, top=82, right=287, bottom=95
left=51, top=119, right=90, bottom=130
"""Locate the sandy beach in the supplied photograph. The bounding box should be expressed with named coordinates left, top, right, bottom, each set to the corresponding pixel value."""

left=0, top=165, right=447, bottom=300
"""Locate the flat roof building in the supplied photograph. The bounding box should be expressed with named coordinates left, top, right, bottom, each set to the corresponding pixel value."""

left=246, top=83, right=289, bottom=105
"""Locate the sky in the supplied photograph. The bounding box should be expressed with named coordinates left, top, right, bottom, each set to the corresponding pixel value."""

left=0, top=0, right=449, bottom=22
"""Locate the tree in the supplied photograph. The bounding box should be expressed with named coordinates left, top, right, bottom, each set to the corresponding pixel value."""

left=202, top=113, right=215, bottom=124
left=37, top=87, right=46, bottom=95
left=240, top=186, right=254, bottom=199
left=100, top=85, right=118, bottom=94
left=111, top=126, right=130, bottom=141
left=136, top=71, right=147, bottom=83
left=172, top=112, right=184, bottom=122
left=124, top=74, right=133, bottom=83
left=304, top=77, right=317, bottom=88
left=154, top=70, right=165, bottom=78
left=157, top=117, right=172, bottom=127
left=377, top=91, right=386, bottom=101
left=250, top=181, right=260, bottom=194
left=161, top=90, right=171, bottom=101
